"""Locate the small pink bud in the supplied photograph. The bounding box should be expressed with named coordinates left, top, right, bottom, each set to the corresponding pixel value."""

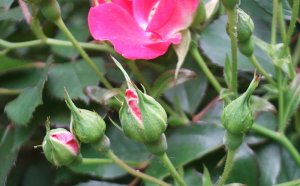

left=42, top=128, right=80, bottom=166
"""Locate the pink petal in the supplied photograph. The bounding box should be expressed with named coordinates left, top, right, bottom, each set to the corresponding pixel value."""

left=88, top=3, right=171, bottom=59
left=112, top=0, right=133, bottom=15
left=132, top=0, right=160, bottom=29
left=51, top=131, right=79, bottom=154
left=125, top=89, right=142, bottom=124
left=146, top=0, right=199, bottom=40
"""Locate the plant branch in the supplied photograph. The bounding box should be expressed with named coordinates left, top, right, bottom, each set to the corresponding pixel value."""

left=251, top=124, right=300, bottom=166
left=159, top=153, right=186, bottom=186
left=105, top=150, right=170, bottom=186
left=216, top=149, right=236, bottom=186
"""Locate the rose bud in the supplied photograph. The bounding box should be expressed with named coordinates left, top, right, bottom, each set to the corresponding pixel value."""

left=238, top=37, right=254, bottom=57
left=119, top=87, right=167, bottom=144
left=236, top=8, right=254, bottom=43
left=42, top=128, right=80, bottom=166
left=64, top=89, right=106, bottom=144
left=221, top=74, right=260, bottom=135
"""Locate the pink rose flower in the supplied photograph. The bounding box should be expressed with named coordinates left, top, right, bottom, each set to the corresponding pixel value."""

left=50, top=130, right=80, bottom=155
left=88, top=0, right=199, bottom=60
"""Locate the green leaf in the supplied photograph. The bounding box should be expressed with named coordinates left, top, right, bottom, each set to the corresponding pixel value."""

left=0, top=56, right=44, bottom=75
left=150, top=68, right=197, bottom=98
left=224, top=54, right=232, bottom=88
left=5, top=64, right=48, bottom=126
left=250, top=95, right=276, bottom=114
left=200, top=16, right=274, bottom=74
left=47, top=58, right=104, bottom=102
left=226, top=143, right=259, bottom=186
left=283, top=74, right=300, bottom=121
left=164, top=64, right=208, bottom=114
left=203, top=166, right=213, bottom=186
left=69, top=127, right=150, bottom=179
left=173, top=30, right=191, bottom=79
left=0, top=7, right=23, bottom=21
left=255, top=143, right=281, bottom=186
left=145, top=123, right=224, bottom=183
left=0, top=125, right=18, bottom=186
left=255, top=0, right=292, bottom=18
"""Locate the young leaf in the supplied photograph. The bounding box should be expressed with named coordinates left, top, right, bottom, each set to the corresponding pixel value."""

left=84, top=86, right=120, bottom=105
left=224, top=54, right=232, bottom=88
left=202, top=166, right=213, bottom=186
left=4, top=63, right=49, bottom=126
left=173, top=30, right=191, bottom=79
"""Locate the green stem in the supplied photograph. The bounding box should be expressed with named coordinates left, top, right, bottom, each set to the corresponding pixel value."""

left=0, top=88, right=23, bottom=95
left=284, top=0, right=300, bottom=49
left=190, top=46, right=231, bottom=104
left=0, top=38, right=114, bottom=53
left=275, top=179, right=300, bottom=186
left=216, top=149, right=236, bottom=186
left=227, top=8, right=238, bottom=97
left=251, top=124, right=300, bottom=166
left=276, top=67, right=285, bottom=134
left=105, top=150, right=170, bottom=186
left=81, top=158, right=141, bottom=166
left=271, top=0, right=279, bottom=45
left=278, top=0, right=287, bottom=42
left=159, top=153, right=186, bottom=186
left=249, top=55, right=276, bottom=86
left=54, top=18, right=113, bottom=89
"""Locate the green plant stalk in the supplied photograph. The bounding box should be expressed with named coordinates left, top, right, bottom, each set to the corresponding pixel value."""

left=284, top=0, right=300, bottom=49
left=54, top=18, right=114, bottom=89
left=0, top=39, right=114, bottom=53
left=105, top=150, right=170, bottom=186
left=294, top=111, right=300, bottom=136
left=251, top=124, right=300, bottom=166
left=227, top=8, right=238, bottom=97
left=278, top=0, right=287, bottom=41
left=276, top=67, right=286, bottom=134
left=190, top=46, right=231, bottom=103
left=249, top=55, right=276, bottom=85
left=275, top=179, right=300, bottom=186
left=271, top=0, right=279, bottom=45
left=81, top=158, right=141, bottom=166
left=159, top=153, right=186, bottom=186
left=216, top=149, right=236, bottom=186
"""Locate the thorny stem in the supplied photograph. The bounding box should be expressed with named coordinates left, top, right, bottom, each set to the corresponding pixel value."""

left=216, top=149, right=236, bottom=186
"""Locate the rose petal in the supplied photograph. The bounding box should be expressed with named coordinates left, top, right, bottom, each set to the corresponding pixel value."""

left=132, top=0, right=160, bottom=30
left=147, top=0, right=199, bottom=40
left=88, top=3, right=172, bottom=59
left=112, top=0, right=133, bottom=15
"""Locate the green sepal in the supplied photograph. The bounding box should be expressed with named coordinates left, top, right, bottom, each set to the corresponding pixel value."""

left=223, top=131, right=244, bottom=150
left=145, top=134, right=168, bottom=156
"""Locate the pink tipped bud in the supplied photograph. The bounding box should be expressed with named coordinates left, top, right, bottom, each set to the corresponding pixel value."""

left=42, top=128, right=80, bottom=166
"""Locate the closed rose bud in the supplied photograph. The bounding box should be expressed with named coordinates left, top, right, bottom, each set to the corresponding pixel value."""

left=42, top=128, right=80, bottom=166
left=238, top=37, right=254, bottom=57
left=221, top=0, right=240, bottom=10
left=236, top=8, right=254, bottom=42
left=64, top=89, right=106, bottom=144
left=119, top=88, right=167, bottom=144
left=221, top=75, right=260, bottom=134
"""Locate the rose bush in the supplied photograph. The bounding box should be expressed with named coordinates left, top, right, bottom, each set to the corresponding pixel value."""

left=88, top=0, right=199, bottom=59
